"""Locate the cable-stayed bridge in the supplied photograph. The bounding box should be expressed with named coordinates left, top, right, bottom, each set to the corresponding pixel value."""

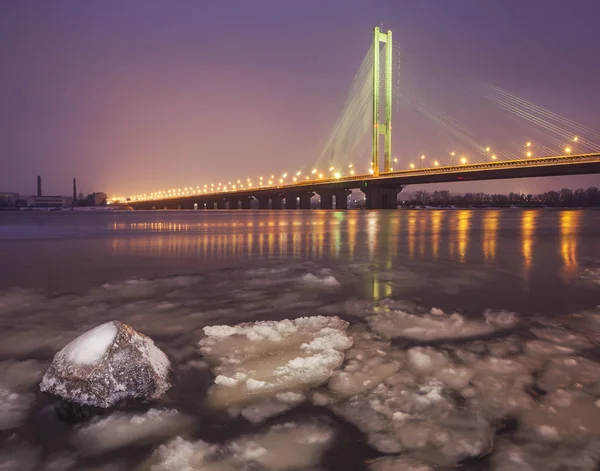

left=120, top=27, right=600, bottom=210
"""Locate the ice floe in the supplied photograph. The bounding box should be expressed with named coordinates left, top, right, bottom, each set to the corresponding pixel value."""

left=327, top=325, right=403, bottom=399
left=300, top=273, right=341, bottom=286
left=368, top=456, right=435, bottom=471
left=40, top=321, right=171, bottom=408
left=143, top=421, right=334, bottom=471
left=199, top=316, right=352, bottom=407
left=367, top=308, right=516, bottom=342
left=0, top=388, right=34, bottom=431
left=72, top=408, right=193, bottom=454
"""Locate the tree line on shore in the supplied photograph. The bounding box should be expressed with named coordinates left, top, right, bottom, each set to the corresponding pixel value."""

left=400, top=186, right=600, bottom=208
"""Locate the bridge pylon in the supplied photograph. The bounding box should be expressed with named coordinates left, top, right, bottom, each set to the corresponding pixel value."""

left=372, top=26, right=393, bottom=176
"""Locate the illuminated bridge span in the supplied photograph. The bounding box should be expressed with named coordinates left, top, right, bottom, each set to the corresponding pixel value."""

left=121, top=27, right=600, bottom=210
left=130, top=153, right=600, bottom=210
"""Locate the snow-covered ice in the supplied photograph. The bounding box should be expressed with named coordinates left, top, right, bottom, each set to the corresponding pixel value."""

left=72, top=408, right=193, bottom=454
left=199, top=316, right=352, bottom=407
left=330, top=371, right=493, bottom=464
left=144, top=421, right=334, bottom=471
left=300, top=273, right=341, bottom=286
left=368, top=308, right=514, bottom=342
left=368, top=456, right=435, bottom=471
left=40, top=321, right=171, bottom=408
left=327, top=325, right=403, bottom=398
left=0, top=388, right=34, bottom=431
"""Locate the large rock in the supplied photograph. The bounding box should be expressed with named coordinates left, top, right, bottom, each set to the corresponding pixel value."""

left=40, top=321, right=171, bottom=408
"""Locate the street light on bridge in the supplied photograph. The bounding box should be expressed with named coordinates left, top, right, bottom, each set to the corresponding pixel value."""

left=461, top=156, right=467, bottom=164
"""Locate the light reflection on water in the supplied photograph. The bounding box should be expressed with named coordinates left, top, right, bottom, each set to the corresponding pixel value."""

left=104, top=210, right=595, bottom=281
left=561, top=210, right=580, bottom=279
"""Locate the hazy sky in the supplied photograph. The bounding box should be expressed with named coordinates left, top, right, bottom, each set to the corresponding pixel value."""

left=1, top=0, right=599, bottom=197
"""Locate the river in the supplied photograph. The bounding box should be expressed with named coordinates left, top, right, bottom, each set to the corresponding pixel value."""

left=0, top=209, right=599, bottom=470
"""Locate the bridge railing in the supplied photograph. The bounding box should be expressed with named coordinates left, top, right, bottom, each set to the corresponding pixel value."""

left=129, top=153, right=600, bottom=202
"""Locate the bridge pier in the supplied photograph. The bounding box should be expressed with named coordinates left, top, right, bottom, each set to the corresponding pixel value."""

left=256, top=195, right=270, bottom=209
left=216, top=198, right=227, bottom=209
left=239, top=197, right=252, bottom=209
left=282, top=193, right=296, bottom=209
left=317, top=189, right=350, bottom=209
left=271, top=194, right=284, bottom=210
left=361, top=183, right=402, bottom=209
left=298, top=192, right=313, bottom=209
left=318, top=191, right=333, bottom=209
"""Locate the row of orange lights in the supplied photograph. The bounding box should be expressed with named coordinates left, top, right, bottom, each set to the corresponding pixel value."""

left=112, top=136, right=583, bottom=203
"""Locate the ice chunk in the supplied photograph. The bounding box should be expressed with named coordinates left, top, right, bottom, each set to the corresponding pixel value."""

left=229, top=422, right=334, bottom=470
left=491, top=439, right=600, bottom=471
left=300, top=273, right=340, bottom=286
left=483, top=309, right=519, bottom=328
left=72, top=408, right=192, bottom=454
left=531, top=327, right=593, bottom=350
left=536, top=356, right=600, bottom=394
left=519, top=389, right=600, bottom=446
left=369, top=456, right=435, bottom=471
left=239, top=398, right=300, bottom=424
left=406, top=347, right=449, bottom=376
left=40, top=321, right=171, bottom=408
left=0, top=389, right=34, bottom=431
left=0, top=360, right=46, bottom=390
left=326, top=325, right=404, bottom=399
left=0, top=360, right=44, bottom=431
left=199, top=317, right=352, bottom=407
left=143, top=436, right=217, bottom=471
left=0, top=440, right=40, bottom=471
left=578, top=267, right=600, bottom=286
left=368, top=309, right=506, bottom=342
left=330, top=372, right=493, bottom=464
left=145, top=421, right=334, bottom=471
left=460, top=355, right=538, bottom=420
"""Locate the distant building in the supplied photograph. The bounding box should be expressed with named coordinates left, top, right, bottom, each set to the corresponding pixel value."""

left=87, top=192, right=107, bottom=206
left=32, top=195, right=72, bottom=208
left=0, top=192, right=19, bottom=207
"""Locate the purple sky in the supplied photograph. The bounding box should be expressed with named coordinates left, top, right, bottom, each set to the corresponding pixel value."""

left=1, top=0, right=599, bottom=197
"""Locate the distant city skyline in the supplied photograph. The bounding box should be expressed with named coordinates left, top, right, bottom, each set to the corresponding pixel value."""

left=1, top=1, right=599, bottom=196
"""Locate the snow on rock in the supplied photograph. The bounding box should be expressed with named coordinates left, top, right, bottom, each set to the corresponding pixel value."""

left=300, top=273, right=340, bottom=287
left=72, top=408, right=192, bottom=454
left=144, top=421, right=334, bottom=471
left=199, top=316, right=352, bottom=407
left=367, top=309, right=511, bottom=342
left=327, top=325, right=403, bottom=398
left=62, top=322, right=118, bottom=365
left=40, top=321, right=171, bottom=408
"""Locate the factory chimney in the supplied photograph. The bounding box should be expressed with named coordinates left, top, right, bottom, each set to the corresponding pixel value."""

left=73, top=178, right=77, bottom=206
left=37, top=176, right=42, bottom=197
